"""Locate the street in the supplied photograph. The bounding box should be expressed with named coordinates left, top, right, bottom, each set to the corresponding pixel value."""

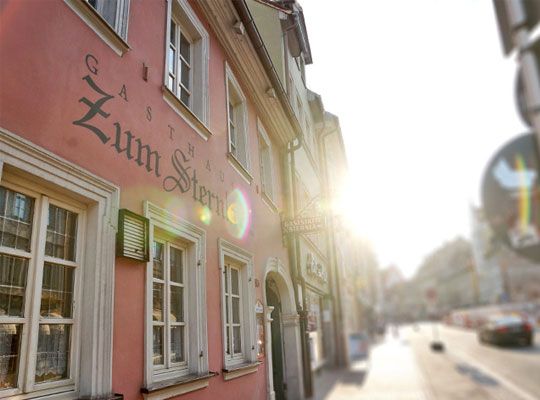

left=314, top=324, right=540, bottom=400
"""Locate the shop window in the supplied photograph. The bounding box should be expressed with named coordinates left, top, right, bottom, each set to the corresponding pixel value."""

left=257, top=119, right=276, bottom=207
left=218, top=239, right=259, bottom=380
left=143, top=202, right=211, bottom=397
left=64, top=0, right=130, bottom=56
left=163, top=0, right=210, bottom=140
left=225, top=63, right=252, bottom=183
left=0, top=130, right=119, bottom=399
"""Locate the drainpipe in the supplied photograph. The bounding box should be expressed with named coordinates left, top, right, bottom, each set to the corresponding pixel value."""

left=316, top=118, right=347, bottom=367
left=280, top=134, right=314, bottom=398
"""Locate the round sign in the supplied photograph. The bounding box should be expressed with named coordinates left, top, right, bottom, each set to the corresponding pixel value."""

left=481, top=133, right=540, bottom=261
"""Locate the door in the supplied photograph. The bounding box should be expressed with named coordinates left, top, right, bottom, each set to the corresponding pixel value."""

left=266, top=281, right=286, bottom=400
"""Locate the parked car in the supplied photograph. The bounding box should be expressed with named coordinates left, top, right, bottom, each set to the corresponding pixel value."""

left=478, top=315, right=533, bottom=346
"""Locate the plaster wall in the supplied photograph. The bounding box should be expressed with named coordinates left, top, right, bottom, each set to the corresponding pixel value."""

left=0, top=1, right=294, bottom=399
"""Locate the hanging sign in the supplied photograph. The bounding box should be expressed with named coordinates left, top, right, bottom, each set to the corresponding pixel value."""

left=282, top=215, right=326, bottom=234
left=481, top=133, right=540, bottom=261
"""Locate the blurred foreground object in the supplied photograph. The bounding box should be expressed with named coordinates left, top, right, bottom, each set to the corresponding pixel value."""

left=482, top=133, right=540, bottom=262
left=486, top=1, right=540, bottom=262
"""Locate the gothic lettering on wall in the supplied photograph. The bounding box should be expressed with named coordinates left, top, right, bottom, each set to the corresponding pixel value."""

left=163, top=150, right=226, bottom=218
left=73, top=73, right=161, bottom=177
left=118, top=85, right=128, bottom=102
left=72, top=54, right=242, bottom=227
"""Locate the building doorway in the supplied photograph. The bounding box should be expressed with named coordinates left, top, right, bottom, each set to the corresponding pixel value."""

left=263, top=258, right=303, bottom=400
left=266, top=279, right=286, bottom=400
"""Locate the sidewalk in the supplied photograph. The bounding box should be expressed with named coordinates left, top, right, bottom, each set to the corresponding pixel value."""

left=313, top=333, right=430, bottom=400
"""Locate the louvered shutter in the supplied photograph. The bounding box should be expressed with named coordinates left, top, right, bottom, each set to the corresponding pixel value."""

left=117, top=209, right=150, bottom=261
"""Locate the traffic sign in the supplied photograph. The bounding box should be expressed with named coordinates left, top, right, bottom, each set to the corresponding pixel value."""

left=482, top=133, right=540, bottom=262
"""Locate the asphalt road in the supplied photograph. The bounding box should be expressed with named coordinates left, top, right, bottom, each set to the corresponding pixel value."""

left=408, top=323, right=540, bottom=400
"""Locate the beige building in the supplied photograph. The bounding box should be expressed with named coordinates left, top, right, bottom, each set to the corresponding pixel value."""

left=246, top=0, right=359, bottom=396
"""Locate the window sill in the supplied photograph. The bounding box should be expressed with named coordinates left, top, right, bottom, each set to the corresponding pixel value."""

left=64, top=0, right=131, bottom=56
left=222, top=361, right=262, bottom=381
left=162, top=86, right=212, bottom=142
left=227, top=153, right=253, bottom=185
left=262, top=192, right=279, bottom=214
left=141, top=372, right=218, bottom=400
left=78, top=394, right=124, bottom=400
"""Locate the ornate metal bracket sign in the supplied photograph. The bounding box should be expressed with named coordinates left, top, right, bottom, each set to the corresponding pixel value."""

left=281, top=216, right=326, bottom=235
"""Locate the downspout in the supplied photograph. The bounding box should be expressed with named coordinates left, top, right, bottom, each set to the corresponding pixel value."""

left=316, top=119, right=347, bottom=367
left=280, top=134, right=313, bottom=398
left=290, top=138, right=314, bottom=399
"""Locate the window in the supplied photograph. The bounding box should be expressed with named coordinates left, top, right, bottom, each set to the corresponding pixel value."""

left=288, top=73, right=295, bottom=106
left=218, top=239, right=259, bottom=380
left=223, top=262, right=243, bottom=359
left=296, top=94, right=304, bottom=131
left=151, top=240, right=187, bottom=371
left=0, top=184, right=83, bottom=396
left=0, top=128, right=119, bottom=399
left=87, top=0, right=130, bottom=38
left=168, top=21, right=193, bottom=109
left=163, top=0, right=210, bottom=140
left=257, top=119, right=276, bottom=206
left=143, top=202, right=210, bottom=397
left=226, top=63, right=251, bottom=181
left=64, top=0, right=130, bottom=56
left=304, top=115, right=316, bottom=159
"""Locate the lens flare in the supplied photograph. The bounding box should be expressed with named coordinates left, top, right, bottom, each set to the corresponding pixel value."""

left=516, top=154, right=531, bottom=235
left=226, top=187, right=251, bottom=240
left=199, top=205, right=212, bottom=226
left=163, top=197, right=187, bottom=222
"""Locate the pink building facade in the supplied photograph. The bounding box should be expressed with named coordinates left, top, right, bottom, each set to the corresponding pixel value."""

left=0, top=1, right=308, bottom=399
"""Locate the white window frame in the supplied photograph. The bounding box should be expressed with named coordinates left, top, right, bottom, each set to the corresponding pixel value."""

left=144, top=201, right=209, bottom=394
left=168, top=18, right=194, bottom=110
left=150, top=239, right=189, bottom=374
left=225, top=63, right=252, bottom=184
left=0, top=127, right=120, bottom=399
left=218, top=239, right=258, bottom=380
left=0, top=178, right=85, bottom=398
left=64, top=0, right=131, bottom=56
left=256, top=118, right=277, bottom=210
left=222, top=262, right=244, bottom=360
left=163, top=0, right=211, bottom=141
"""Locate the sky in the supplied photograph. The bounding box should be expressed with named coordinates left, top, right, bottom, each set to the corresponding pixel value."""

left=301, top=0, right=526, bottom=278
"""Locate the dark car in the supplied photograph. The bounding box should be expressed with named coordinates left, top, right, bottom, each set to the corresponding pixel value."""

left=478, top=315, right=534, bottom=346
